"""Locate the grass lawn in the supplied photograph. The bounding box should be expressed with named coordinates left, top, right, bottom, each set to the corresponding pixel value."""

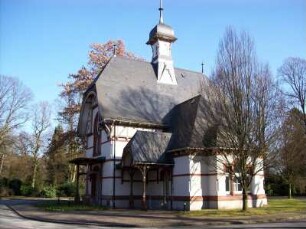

left=182, top=198, right=306, bottom=217
left=36, top=197, right=306, bottom=217
left=36, top=200, right=108, bottom=212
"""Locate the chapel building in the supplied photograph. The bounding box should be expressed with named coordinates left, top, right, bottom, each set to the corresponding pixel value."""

left=73, top=3, right=267, bottom=211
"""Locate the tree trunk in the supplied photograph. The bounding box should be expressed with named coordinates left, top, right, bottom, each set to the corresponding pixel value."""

left=0, top=154, right=4, bottom=176
left=288, top=183, right=292, bottom=199
left=68, top=164, right=76, bottom=183
left=31, top=160, right=38, bottom=188
left=242, top=188, right=248, bottom=211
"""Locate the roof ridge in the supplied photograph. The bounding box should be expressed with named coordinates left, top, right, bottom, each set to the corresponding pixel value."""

left=175, top=66, right=206, bottom=76
left=113, top=55, right=151, bottom=64
left=114, top=55, right=208, bottom=77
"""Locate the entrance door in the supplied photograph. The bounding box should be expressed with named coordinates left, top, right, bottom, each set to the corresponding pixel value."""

left=91, top=174, right=97, bottom=197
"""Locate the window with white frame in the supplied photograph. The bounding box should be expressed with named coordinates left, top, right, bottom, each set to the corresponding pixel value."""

left=225, top=165, right=242, bottom=193
left=225, top=173, right=231, bottom=192
left=225, top=165, right=232, bottom=193
left=233, top=175, right=242, bottom=192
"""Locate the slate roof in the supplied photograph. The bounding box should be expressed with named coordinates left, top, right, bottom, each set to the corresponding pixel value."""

left=93, top=56, right=205, bottom=126
left=167, top=95, right=221, bottom=150
left=123, top=131, right=173, bottom=165
left=77, top=54, right=222, bottom=162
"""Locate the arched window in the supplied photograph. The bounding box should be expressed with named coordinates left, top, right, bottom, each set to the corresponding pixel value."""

left=93, top=114, right=101, bottom=156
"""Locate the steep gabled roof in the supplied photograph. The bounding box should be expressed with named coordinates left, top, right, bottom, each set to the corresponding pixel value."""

left=78, top=55, right=206, bottom=136
left=96, top=56, right=205, bottom=123
left=167, top=95, right=220, bottom=151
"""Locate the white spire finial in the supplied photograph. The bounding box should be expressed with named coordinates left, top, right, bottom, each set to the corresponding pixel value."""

left=159, top=0, right=164, bottom=24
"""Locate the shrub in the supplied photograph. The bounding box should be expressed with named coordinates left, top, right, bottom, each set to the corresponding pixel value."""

left=58, top=182, right=76, bottom=197
left=41, top=185, right=57, bottom=198
left=0, top=187, right=13, bottom=197
left=0, top=177, right=9, bottom=187
left=20, top=185, right=39, bottom=196
left=9, top=179, right=22, bottom=195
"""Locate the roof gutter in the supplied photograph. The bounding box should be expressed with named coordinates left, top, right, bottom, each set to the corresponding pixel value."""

left=167, top=146, right=242, bottom=154
left=103, top=118, right=166, bottom=129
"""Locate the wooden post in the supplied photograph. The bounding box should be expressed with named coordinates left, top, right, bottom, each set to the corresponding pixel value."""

left=75, top=164, right=80, bottom=203
left=141, top=166, right=147, bottom=210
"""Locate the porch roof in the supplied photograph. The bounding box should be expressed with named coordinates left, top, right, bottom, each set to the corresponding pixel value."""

left=123, top=131, right=173, bottom=166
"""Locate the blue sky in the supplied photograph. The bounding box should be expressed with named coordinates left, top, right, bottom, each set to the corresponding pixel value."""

left=1, top=0, right=305, bottom=105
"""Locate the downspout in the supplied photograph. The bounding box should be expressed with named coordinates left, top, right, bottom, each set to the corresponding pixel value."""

left=113, top=123, right=116, bottom=208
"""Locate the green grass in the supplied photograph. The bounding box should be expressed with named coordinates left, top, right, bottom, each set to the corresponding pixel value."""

left=182, top=198, right=306, bottom=217
left=36, top=200, right=108, bottom=212
left=36, top=198, right=306, bottom=216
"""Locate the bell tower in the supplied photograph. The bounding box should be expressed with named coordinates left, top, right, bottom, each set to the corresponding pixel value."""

left=146, top=0, right=177, bottom=85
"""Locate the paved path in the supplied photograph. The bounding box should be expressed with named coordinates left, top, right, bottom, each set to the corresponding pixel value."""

left=0, top=204, right=111, bottom=229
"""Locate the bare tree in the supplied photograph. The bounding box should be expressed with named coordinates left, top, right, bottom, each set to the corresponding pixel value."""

left=277, top=108, right=306, bottom=198
left=0, top=75, right=32, bottom=176
left=278, top=57, right=306, bottom=132
left=207, top=28, right=282, bottom=211
left=17, top=102, right=51, bottom=188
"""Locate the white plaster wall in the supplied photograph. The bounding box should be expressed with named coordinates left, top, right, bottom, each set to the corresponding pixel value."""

left=111, top=125, right=157, bottom=140
left=173, top=156, right=190, bottom=196
left=217, top=174, right=227, bottom=196
left=173, top=156, right=190, bottom=175
left=251, top=158, right=265, bottom=195
left=101, top=131, right=108, bottom=143
left=114, top=179, right=130, bottom=195
left=85, top=148, right=93, bottom=158
left=173, top=175, right=190, bottom=196
left=101, top=179, right=113, bottom=196
left=102, top=161, right=114, bottom=177
left=252, top=175, right=265, bottom=195
left=207, top=175, right=218, bottom=196
left=113, top=140, right=129, bottom=158
left=101, top=142, right=112, bottom=159
left=190, top=175, right=202, bottom=198
left=189, top=155, right=218, bottom=197
left=189, top=155, right=203, bottom=198
left=87, top=135, right=93, bottom=148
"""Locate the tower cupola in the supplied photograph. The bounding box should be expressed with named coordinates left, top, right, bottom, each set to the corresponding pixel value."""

left=147, top=0, right=177, bottom=85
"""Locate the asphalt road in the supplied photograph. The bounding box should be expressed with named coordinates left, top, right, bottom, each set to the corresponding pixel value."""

left=209, top=220, right=306, bottom=229
left=0, top=204, right=113, bottom=229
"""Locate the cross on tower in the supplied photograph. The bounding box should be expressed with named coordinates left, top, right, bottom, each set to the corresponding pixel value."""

left=159, top=0, right=164, bottom=24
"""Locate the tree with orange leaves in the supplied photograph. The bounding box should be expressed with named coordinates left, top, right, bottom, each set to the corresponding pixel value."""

left=57, top=40, right=139, bottom=182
